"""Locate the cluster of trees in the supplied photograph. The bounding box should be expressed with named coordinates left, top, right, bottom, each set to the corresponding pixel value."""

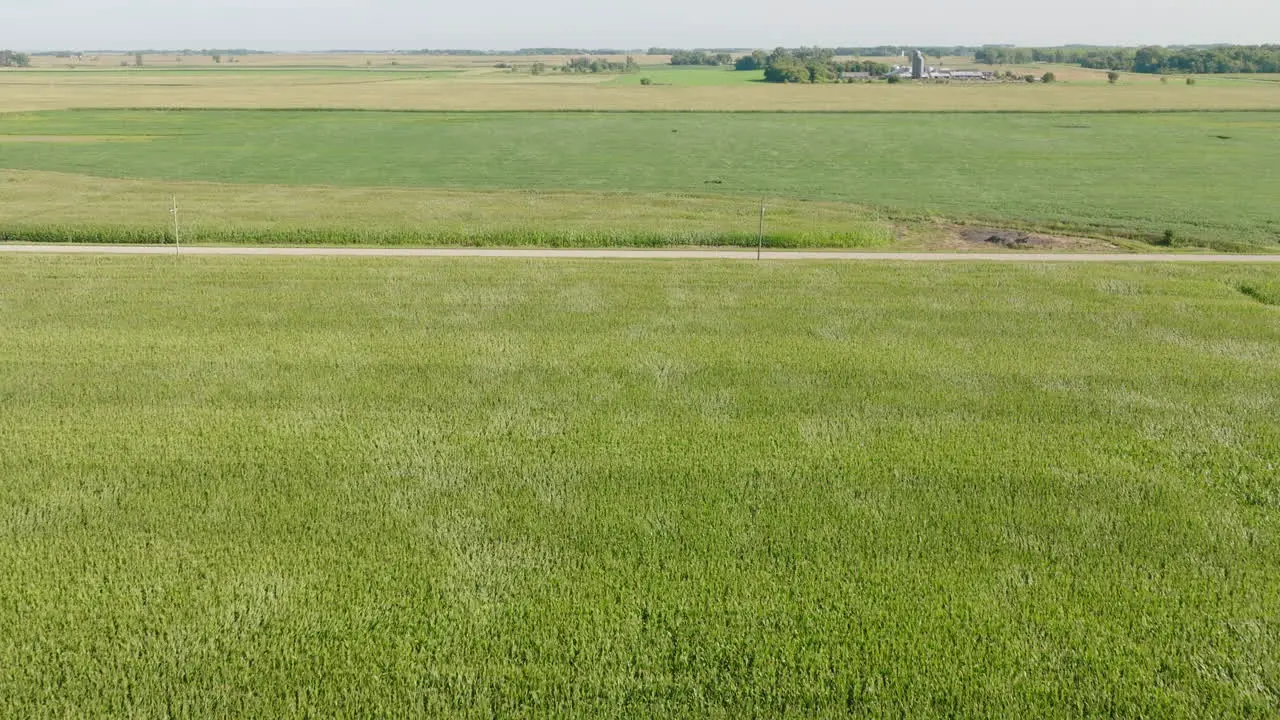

left=1124, top=45, right=1280, bottom=73
left=559, top=56, right=638, bottom=73
left=733, top=46, right=976, bottom=75
left=976, top=44, right=1280, bottom=74
left=0, top=50, right=32, bottom=67
left=669, top=50, right=733, bottom=66
left=756, top=48, right=890, bottom=83
left=734, top=51, right=767, bottom=71
left=763, top=47, right=836, bottom=83
left=974, top=47, right=1033, bottom=65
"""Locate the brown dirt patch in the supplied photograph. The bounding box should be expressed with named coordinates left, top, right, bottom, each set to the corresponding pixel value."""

left=955, top=226, right=1118, bottom=250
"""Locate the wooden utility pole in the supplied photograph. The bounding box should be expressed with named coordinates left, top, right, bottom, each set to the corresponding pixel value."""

left=171, top=196, right=180, bottom=254
left=757, top=200, right=765, bottom=261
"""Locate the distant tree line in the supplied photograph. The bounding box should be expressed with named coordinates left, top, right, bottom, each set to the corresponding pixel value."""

left=520, top=48, right=638, bottom=55
left=42, top=48, right=268, bottom=56
left=753, top=48, right=891, bottom=83
left=669, top=51, right=733, bottom=66
left=833, top=46, right=981, bottom=57
left=408, top=49, right=492, bottom=56
left=410, top=48, right=643, bottom=56
left=973, top=47, right=1035, bottom=65
left=559, top=56, right=639, bottom=73
left=189, top=49, right=264, bottom=57
left=976, top=44, right=1280, bottom=73
left=648, top=48, right=741, bottom=56
left=0, top=50, right=32, bottom=67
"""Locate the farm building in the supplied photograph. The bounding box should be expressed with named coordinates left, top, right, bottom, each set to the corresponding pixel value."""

left=884, top=65, right=996, bottom=80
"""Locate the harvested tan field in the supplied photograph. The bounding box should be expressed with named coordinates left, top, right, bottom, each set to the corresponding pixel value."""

left=1, top=72, right=1276, bottom=112
left=23, top=52, right=668, bottom=70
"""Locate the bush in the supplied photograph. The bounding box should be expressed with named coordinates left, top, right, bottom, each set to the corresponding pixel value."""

left=1107, top=71, right=1120, bottom=84
left=1024, top=74, right=1037, bottom=83
left=559, top=56, right=633, bottom=74
left=640, top=77, right=652, bottom=86
left=1160, top=76, right=1168, bottom=84
left=1186, top=77, right=1197, bottom=85
left=886, top=74, right=902, bottom=84
left=734, top=51, right=767, bottom=71
left=0, top=50, right=33, bottom=68
left=670, top=50, right=730, bottom=67
left=1041, top=72, right=1056, bottom=83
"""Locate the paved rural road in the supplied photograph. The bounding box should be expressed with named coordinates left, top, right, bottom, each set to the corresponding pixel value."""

left=2, top=244, right=1280, bottom=262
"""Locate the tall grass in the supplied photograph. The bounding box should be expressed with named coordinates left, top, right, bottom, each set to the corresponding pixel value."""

left=1238, top=281, right=1280, bottom=305
left=0, top=170, right=902, bottom=249
left=1, top=256, right=1278, bottom=716
left=0, top=224, right=895, bottom=248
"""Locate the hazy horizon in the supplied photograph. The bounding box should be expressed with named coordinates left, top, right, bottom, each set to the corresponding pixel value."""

left=10, top=43, right=1280, bottom=54
left=2, top=0, right=1277, bottom=53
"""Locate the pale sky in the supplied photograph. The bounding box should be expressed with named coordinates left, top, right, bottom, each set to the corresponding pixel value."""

left=2, top=0, right=1277, bottom=51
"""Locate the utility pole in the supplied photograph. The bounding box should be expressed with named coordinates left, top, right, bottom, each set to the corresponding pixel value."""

left=757, top=199, right=766, bottom=261
left=170, top=195, right=180, bottom=254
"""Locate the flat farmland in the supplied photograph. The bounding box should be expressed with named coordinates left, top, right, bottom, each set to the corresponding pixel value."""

left=603, top=66, right=765, bottom=86
left=2, top=65, right=1278, bottom=113
left=22, top=52, right=670, bottom=71
left=1, top=255, right=1278, bottom=715
left=1, top=110, right=1278, bottom=250
left=0, top=170, right=904, bottom=249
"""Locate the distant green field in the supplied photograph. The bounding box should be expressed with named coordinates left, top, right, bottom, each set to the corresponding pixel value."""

left=1, top=109, right=1277, bottom=249
left=2, top=255, right=1278, bottom=716
left=0, top=67, right=463, bottom=77
left=1222, top=74, right=1280, bottom=83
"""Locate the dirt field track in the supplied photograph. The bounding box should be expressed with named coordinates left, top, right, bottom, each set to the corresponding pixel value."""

left=2, top=244, right=1279, bottom=262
